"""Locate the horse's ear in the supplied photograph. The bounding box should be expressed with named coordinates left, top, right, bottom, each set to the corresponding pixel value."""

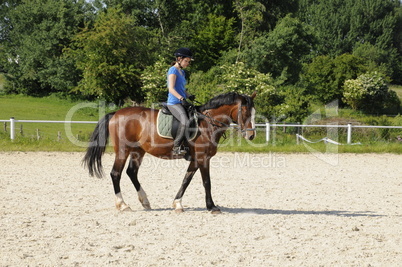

left=250, top=91, right=257, bottom=99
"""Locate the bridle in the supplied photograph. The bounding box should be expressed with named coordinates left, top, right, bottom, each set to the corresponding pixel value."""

left=198, top=102, right=255, bottom=133
left=235, top=103, right=256, bottom=133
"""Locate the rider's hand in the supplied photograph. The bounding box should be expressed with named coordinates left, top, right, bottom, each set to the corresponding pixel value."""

left=181, top=98, right=191, bottom=107
left=188, top=94, right=195, bottom=101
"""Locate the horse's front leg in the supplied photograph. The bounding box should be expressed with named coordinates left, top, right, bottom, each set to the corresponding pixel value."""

left=172, top=161, right=198, bottom=213
left=199, top=159, right=221, bottom=214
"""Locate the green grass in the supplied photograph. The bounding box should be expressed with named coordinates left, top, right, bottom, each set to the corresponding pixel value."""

left=0, top=94, right=115, bottom=151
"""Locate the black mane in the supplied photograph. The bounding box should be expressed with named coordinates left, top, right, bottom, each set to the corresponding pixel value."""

left=198, top=92, right=254, bottom=112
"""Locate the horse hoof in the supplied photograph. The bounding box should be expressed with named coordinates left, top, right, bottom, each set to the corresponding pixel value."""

left=121, top=206, right=133, bottom=212
left=142, top=203, right=152, bottom=210
left=211, top=208, right=221, bottom=214
left=175, top=208, right=184, bottom=214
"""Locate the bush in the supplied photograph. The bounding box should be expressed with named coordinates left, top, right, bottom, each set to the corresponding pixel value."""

left=274, top=85, right=311, bottom=123
left=343, top=72, right=400, bottom=113
left=301, top=54, right=367, bottom=104
left=141, top=56, right=170, bottom=107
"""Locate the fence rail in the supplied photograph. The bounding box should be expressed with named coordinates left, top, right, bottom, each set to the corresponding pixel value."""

left=261, top=122, right=402, bottom=144
left=1, top=118, right=402, bottom=144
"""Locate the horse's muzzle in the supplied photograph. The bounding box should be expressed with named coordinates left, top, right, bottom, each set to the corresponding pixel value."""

left=243, top=129, right=256, bottom=140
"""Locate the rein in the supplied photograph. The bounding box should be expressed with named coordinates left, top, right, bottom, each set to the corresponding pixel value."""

left=196, top=104, right=255, bottom=133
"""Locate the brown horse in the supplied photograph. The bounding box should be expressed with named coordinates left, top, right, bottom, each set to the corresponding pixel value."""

left=83, top=91, right=256, bottom=213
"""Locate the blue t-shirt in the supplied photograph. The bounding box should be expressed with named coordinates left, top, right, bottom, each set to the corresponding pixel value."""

left=167, top=66, right=187, bottom=105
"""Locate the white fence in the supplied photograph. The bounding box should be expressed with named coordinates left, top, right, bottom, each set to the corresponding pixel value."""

left=1, top=118, right=402, bottom=144
left=263, top=123, right=402, bottom=144
left=0, top=118, right=97, bottom=140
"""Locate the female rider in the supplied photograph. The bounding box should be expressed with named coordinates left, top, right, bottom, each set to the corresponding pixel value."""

left=167, top=47, right=195, bottom=156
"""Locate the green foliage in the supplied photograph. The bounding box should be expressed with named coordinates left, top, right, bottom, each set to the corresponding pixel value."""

left=218, top=62, right=272, bottom=94
left=301, top=54, right=367, bottom=104
left=186, top=68, right=221, bottom=104
left=298, top=0, right=401, bottom=82
left=217, top=62, right=279, bottom=120
left=244, top=14, right=316, bottom=84
left=234, top=0, right=266, bottom=60
left=1, top=0, right=91, bottom=95
left=274, top=85, right=311, bottom=123
left=188, top=62, right=278, bottom=119
left=191, top=14, right=236, bottom=71
left=353, top=42, right=391, bottom=76
left=188, top=62, right=310, bottom=122
left=332, top=54, right=368, bottom=98
left=66, top=7, right=155, bottom=104
left=343, top=72, right=401, bottom=113
left=141, top=56, right=169, bottom=107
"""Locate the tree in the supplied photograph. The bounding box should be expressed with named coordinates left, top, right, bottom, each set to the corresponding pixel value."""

left=298, top=0, right=401, bottom=82
left=244, top=14, right=316, bottom=84
left=191, top=14, right=236, bottom=72
left=353, top=42, right=391, bottom=76
left=1, top=0, right=92, bottom=95
left=258, top=0, right=298, bottom=31
left=234, top=0, right=266, bottom=62
left=392, top=5, right=402, bottom=84
left=0, top=1, right=20, bottom=42
left=66, top=7, right=156, bottom=104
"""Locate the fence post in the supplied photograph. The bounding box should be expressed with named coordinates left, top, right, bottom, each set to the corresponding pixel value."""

left=10, top=117, right=15, bottom=140
left=347, top=123, right=352, bottom=144
left=265, top=122, right=270, bottom=143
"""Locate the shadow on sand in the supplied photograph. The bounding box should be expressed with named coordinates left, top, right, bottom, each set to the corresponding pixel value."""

left=146, top=207, right=386, bottom=217
left=219, top=207, right=385, bottom=217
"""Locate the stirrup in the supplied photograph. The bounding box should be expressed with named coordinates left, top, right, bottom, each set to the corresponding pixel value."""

left=172, top=146, right=187, bottom=156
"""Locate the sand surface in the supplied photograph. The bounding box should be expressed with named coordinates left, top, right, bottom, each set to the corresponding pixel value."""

left=0, top=152, right=401, bottom=266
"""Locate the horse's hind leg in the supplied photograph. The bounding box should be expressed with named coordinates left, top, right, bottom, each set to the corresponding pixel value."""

left=126, top=150, right=151, bottom=210
left=111, top=152, right=132, bottom=211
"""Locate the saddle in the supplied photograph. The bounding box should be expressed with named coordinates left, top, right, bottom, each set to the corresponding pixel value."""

left=157, top=104, right=198, bottom=141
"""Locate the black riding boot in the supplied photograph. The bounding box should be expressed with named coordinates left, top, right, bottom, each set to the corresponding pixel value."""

left=172, top=122, right=187, bottom=156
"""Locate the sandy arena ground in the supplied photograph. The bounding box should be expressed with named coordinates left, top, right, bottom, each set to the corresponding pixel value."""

left=0, top=152, right=401, bottom=266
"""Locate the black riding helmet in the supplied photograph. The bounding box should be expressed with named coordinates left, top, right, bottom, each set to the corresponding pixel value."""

left=174, top=47, right=193, bottom=59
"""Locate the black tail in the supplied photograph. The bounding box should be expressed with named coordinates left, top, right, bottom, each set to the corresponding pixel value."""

left=83, top=112, right=116, bottom=178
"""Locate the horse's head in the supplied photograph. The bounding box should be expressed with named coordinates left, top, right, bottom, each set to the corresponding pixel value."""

left=234, top=91, right=256, bottom=141
left=199, top=91, right=257, bottom=140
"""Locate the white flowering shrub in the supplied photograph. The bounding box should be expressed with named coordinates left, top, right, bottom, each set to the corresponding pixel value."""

left=141, top=56, right=169, bottom=107
left=343, top=78, right=365, bottom=109
left=343, top=72, right=400, bottom=113
left=221, top=62, right=281, bottom=119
